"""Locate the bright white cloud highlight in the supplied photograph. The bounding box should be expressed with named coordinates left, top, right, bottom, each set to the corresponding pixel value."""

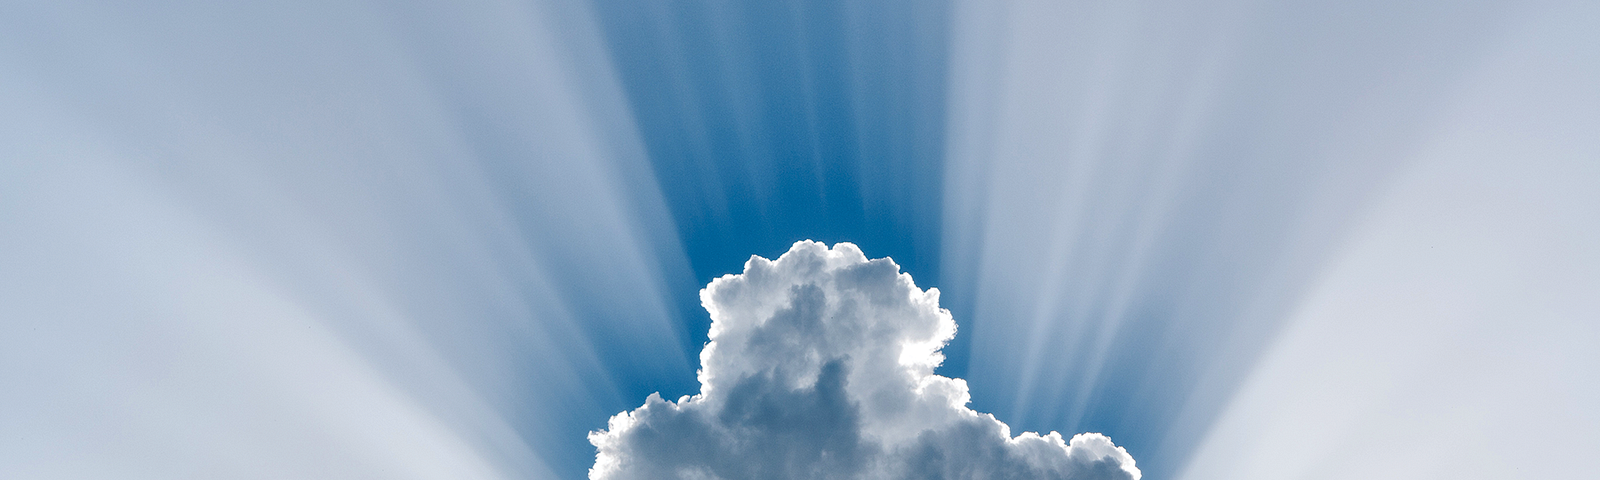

left=590, top=241, right=1140, bottom=480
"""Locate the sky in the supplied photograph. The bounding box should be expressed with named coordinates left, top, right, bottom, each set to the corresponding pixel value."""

left=2, top=0, right=1596, bottom=479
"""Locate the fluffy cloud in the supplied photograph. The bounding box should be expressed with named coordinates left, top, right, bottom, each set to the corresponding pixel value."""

left=590, top=241, right=1140, bottom=480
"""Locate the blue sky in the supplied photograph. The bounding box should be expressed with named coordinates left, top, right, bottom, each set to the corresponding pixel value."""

left=3, top=1, right=1597, bottom=479
left=588, top=0, right=948, bottom=324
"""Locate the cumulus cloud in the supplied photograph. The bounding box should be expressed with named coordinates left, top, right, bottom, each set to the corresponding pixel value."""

left=589, top=241, right=1140, bottom=479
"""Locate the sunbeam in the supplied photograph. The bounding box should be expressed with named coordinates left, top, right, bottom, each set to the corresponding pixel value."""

left=941, top=0, right=1535, bottom=477
left=3, top=0, right=1594, bottom=478
left=2, top=0, right=689, bottom=477
left=1182, top=3, right=1600, bottom=477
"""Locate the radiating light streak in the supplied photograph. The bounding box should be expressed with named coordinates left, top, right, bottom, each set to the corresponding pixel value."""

left=941, top=0, right=1518, bottom=477
left=0, top=0, right=691, bottom=477
left=1180, top=3, right=1600, bottom=477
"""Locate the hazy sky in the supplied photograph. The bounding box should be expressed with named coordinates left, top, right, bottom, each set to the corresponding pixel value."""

left=3, top=0, right=1595, bottom=478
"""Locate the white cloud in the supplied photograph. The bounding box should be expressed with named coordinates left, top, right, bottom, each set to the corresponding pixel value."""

left=590, top=241, right=1140, bottom=479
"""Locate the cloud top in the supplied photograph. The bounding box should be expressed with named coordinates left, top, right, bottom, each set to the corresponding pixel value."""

left=590, top=241, right=1140, bottom=479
